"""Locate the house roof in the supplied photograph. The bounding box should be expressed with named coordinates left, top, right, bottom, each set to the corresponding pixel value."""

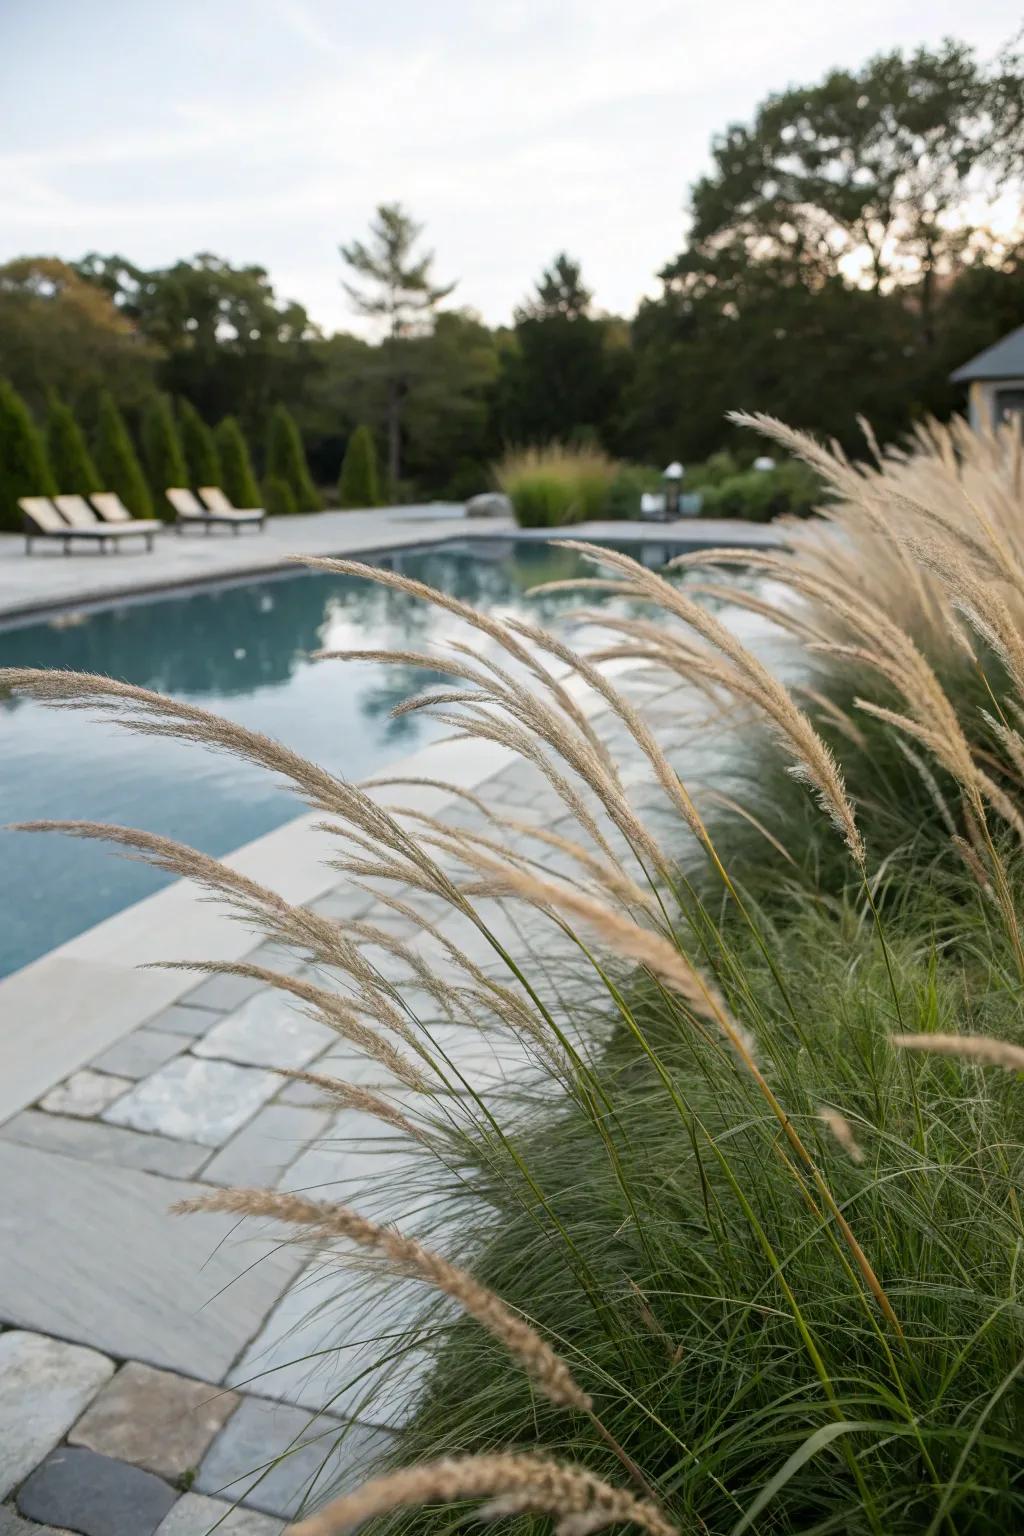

left=950, top=323, right=1024, bottom=383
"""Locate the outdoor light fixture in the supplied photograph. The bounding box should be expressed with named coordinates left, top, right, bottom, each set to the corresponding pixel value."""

left=662, top=461, right=684, bottom=519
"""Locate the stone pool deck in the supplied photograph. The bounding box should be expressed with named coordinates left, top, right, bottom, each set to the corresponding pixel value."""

left=0, top=505, right=781, bottom=623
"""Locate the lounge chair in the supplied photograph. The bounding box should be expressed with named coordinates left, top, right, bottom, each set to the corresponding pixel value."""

left=57, top=493, right=161, bottom=539
left=18, top=497, right=157, bottom=554
left=166, top=487, right=264, bottom=534
left=89, top=497, right=160, bottom=534
left=199, top=486, right=266, bottom=530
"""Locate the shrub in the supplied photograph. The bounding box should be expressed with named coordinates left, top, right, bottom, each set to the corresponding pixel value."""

left=495, top=443, right=616, bottom=528
left=178, top=400, right=221, bottom=489
left=0, top=380, right=55, bottom=531
left=262, top=475, right=296, bottom=517
left=604, top=463, right=663, bottom=520
left=140, top=395, right=187, bottom=517
left=266, top=404, right=321, bottom=511
left=337, top=425, right=381, bottom=509
left=214, top=417, right=261, bottom=509
left=46, top=397, right=100, bottom=495
left=94, top=392, right=153, bottom=519
left=700, top=457, right=821, bottom=520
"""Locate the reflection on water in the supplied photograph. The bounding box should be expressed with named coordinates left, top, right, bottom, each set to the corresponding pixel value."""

left=0, top=538, right=695, bottom=977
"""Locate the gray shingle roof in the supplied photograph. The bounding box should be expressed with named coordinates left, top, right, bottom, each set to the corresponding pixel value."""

left=950, top=324, right=1024, bottom=383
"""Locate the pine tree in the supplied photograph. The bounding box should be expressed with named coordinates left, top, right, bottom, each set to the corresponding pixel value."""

left=266, top=404, right=320, bottom=511
left=178, top=399, right=222, bottom=488
left=338, top=425, right=381, bottom=508
left=215, top=416, right=261, bottom=508
left=141, top=395, right=187, bottom=518
left=46, top=397, right=100, bottom=495
left=94, top=392, right=153, bottom=518
left=263, top=475, right=297, bottom=517
left=0, top=381, right=55, bottom=532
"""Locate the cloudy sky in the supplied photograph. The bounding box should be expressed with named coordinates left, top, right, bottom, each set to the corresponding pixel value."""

left=1, top=0, right=1019, bottom=334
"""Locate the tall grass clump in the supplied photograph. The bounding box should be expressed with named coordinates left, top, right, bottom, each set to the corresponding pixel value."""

left=495, top=443, right=616, bottom=527
left=6, top=411, right=1024, bottom=1533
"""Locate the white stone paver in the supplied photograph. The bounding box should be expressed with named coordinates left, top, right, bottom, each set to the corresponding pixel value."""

left=104, top=1056, right=281, bottom=1147
left=0, top=1331, right=114, bottom=1498
left=192, top=991, right=335, bottom=1071
left=38, top=1067, right=133, bottom=1118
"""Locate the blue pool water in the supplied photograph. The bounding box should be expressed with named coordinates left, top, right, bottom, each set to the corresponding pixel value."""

left=0, top=537, right=693, bottom=978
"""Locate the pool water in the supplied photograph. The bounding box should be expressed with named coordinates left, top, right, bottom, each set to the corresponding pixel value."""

left=0, top=537, right=694, bottom=978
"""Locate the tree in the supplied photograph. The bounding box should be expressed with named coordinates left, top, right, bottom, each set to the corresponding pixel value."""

left=262, top=475, right=297, bottom=517
left=338, top=425, right=381, bottom=508
left=140, top=395, right=187, bottom=515
left=678, top=42, right=1008, bottom=346
left=215, top=416, right=261, bottom=508
left=340, top=203, right=456, bottom=495
left=0, top=257, right=157, bottom=420
left=497, top=256, right=631, bottom=449
left=94, top=391, right=152, bottom=518
left=46, top=397, right=100, bottom=494
left=178, top=399, right=221, bottom=487
left=0, top=381, right=55, bottom=531
left=266, top=404, right=320, bottom=510
left=515, top=253, right=592, bottom=321
left=77, top=251, right=320, bottom=433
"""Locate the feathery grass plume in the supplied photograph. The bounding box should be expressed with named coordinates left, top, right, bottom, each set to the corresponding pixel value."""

left=818, top=1107, right=866, bottom=1164
left=285, top=1454, right=677, bottom=1536
left=174, top=1188, right=591, bottom=1411
left=156, top=960, right=429, bottom=1090
left=551, top=540, right=865, bottom=865
left=274, top=1069, right=425, bottom=1138
left=892, top=1033, right=1024, bottom=1073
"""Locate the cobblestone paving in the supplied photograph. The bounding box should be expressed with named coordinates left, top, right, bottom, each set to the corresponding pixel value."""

left=0, top=681, right=695, bottom=1531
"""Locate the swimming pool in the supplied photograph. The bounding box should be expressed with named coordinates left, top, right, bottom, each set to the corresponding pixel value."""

left=0, top=537, right=697, bottom=978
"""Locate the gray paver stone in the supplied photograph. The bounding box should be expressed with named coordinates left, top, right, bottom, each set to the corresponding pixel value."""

left=0, top=1507, right=72, bottom=1535
left=0, top=1331, right=115, bottom=1499
left=91, top=1030, right=185, bottom=1079
left=199, top=1106, right=330, bottom=1188
left=39, top=1070, right=132, bottom=1118
left=0, top=1111, right=209, bottom=1179
left=69, top=1362, right=240, bottom=1481
left=103, top=1058, right=279, bottom=1147
left=192, top=993, right=333, bottom=1071
left=143, top=1004, right=224, bottom=1039
left=155, top=1491, right=284, bottom=1534
left=17, top=1447, right=177, bottom=1536
left=181, top=974, right=267, bottom=1012
left=197, top=1396, right=391, bottom=1520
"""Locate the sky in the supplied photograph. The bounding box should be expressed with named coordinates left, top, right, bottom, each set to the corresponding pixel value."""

left=0, top=0, right=1020, bottom=336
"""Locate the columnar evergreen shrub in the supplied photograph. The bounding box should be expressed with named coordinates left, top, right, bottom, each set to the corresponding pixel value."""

left=214, top=417, right=261, bottom=508
left=94, top=392, right=153, bottom=519
left=262, top=475, right=297, bottom=517
left=338, top=425, right=381, bottom=508
left=0, top=380, right=55, bottom=531
left=141, top=395, right=187, bottom=518
left=266, top=405, right=320, bottom=511
left=178, top=400, right=222, bottom=489
left=46, top=398, right=100, bottom=495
